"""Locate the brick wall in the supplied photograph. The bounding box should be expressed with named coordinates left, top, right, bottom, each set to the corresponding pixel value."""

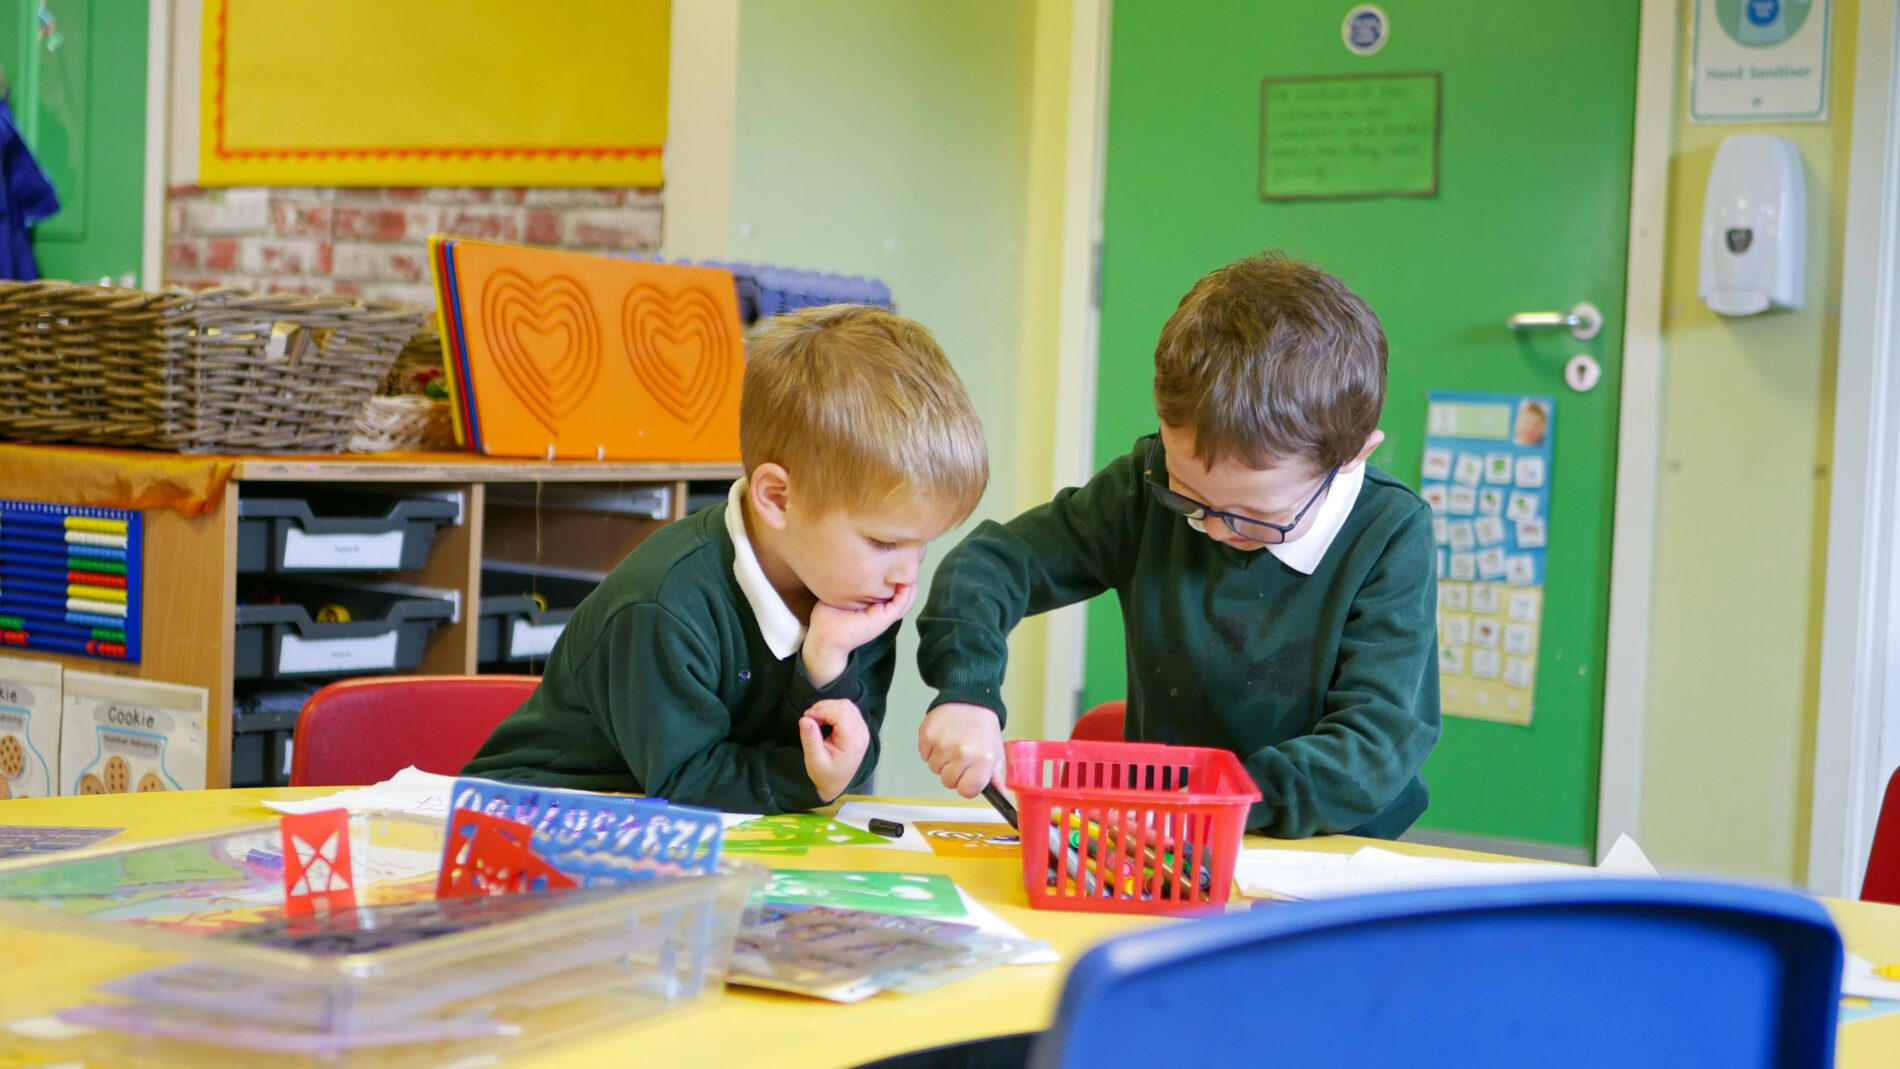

left=164, top=186, right=664, bottom=307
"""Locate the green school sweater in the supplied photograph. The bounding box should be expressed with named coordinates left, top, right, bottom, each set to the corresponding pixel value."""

left=463, top=502, right=896, bottom=813
left=917, top=434, right=1440, bottom=839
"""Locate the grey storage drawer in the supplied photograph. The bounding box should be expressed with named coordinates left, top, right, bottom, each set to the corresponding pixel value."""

left=231, top=708, right=298, bottom=788
left=477, top=567, right=600, bottom=665
left=238, top=492, right=460, bottom=573
left=230, top=684, right=319, bottom=787
left=235, top=580, right=455, bottom=679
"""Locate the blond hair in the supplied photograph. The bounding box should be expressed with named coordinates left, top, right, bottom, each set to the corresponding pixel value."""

left=1154, top=252, right=1386, bottom=471
left=741, top=305, right=988, bottom=522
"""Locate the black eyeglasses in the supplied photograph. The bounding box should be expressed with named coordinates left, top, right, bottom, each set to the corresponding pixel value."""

left=1142, top=439, right=1338, bottom=546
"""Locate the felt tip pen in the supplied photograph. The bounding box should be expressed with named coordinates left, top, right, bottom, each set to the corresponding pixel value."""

left=981, top=783, right=1019, bottom=829
left=1047, top=824, right=1097, bottom=895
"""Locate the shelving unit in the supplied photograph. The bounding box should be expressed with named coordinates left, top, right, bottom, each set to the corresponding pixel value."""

left=0, top=444, right=741, bottom=788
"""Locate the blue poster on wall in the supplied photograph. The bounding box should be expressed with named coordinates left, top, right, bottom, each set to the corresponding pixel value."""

left=1420, top=391, right=1554, bottom=727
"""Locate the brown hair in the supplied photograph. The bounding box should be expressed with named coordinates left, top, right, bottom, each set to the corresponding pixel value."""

left=741, top=304, right=988, bottom=522
left=1153, top=252, right=1386, bottom=471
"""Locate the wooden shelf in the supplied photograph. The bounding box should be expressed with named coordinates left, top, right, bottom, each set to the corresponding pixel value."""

left=234, top=452, right=741, bottom=485
left=0, top=443, right=741, bottom=791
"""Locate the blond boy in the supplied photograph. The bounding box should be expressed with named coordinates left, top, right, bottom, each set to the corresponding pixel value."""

left=917, top=253, right=1439, bottom=838
left=466, top=305, right=988, bottom=812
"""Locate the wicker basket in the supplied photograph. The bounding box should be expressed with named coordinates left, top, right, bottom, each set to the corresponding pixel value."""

left=0, top=281, right=423, bottom=453
left=348, top=326, right=455, bottom=453
left=379, top=324, right=450, bottom=396
left=348, top=395, right=455, bottom=453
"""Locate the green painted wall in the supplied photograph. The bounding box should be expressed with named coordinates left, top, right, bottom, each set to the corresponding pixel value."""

left=729, top=0, right=1045, bottom=798
left=1639, top=0, right=1860, bottom=883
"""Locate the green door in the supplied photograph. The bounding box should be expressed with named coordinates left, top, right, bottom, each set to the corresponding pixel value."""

left=1089, top=2, right=1639, bottom=854
left=0, top=0, right=147, bottom=284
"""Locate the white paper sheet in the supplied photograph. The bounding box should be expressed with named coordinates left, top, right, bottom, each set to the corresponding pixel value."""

left=263, top=767, right=460, bottom=818
left=1842, top=953, right=1900, bottom=1001
left=1596, top=833, right=1661, bottom=876
left=833, top=801, right=1009, bottom=853
left=953, top=887, right=1059, bottom=965
left=1235, top=834, right=1659, bottom=901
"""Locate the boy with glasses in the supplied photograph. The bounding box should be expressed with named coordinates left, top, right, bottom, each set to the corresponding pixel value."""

left=916, top=253, right=1439, bottom=838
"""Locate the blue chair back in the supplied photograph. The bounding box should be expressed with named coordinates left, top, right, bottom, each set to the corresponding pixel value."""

left=1028, top=879, right=1841, bottom=1069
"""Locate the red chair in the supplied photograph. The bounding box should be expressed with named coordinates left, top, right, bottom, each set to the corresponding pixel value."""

left=1070, top=700, right=1127, bottom=742
left=1864, top=765, right=1900, bottom=904
left=289, top=675, right=538, bottom=787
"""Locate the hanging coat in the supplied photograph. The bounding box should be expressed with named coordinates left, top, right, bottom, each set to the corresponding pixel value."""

left=0, top=96, right=59, bottom=281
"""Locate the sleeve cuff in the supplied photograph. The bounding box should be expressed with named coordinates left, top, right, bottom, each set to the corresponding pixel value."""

left=928, top=683, right=1008, bottom=729
left=757, top=745, right=827, bottom=813
left=789, top=652, right=866, bottom=711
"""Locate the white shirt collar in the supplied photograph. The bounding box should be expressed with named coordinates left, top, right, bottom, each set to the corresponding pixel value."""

left=1267, top=462, right=1364, bottom=575
left=724, top=479, right=806, bottom=659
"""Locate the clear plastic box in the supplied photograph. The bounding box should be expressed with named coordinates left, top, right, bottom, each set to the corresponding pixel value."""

left=0, top=812, right=764, bottom=1067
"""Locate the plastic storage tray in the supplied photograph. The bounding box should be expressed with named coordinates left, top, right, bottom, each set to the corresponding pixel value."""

left=476, top=567, right=600, bottom=665
left=0, top=813, right=764, bottom=1068
left=230, top=709, right=297, bottom=788
left=229, top=685, right=319, bottom=787
left=235, top=581, right=456, bottom=680
left=238, top=493, right=460, bottom=574
left=1005, top=739, right=1261, bottom=916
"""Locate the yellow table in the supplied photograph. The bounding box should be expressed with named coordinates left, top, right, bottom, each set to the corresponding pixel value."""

left=2, top=789, right=1897, bottom=1067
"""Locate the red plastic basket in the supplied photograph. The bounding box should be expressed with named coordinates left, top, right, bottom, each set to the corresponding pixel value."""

left=1005, top=739, right=1261, bottom=915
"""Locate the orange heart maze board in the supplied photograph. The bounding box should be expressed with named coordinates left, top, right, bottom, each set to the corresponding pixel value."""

left=431, top=237, right=745, bottom=460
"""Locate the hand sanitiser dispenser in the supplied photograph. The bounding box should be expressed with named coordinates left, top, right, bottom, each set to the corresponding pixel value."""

left=1699, top=134, right=1806, bottom=316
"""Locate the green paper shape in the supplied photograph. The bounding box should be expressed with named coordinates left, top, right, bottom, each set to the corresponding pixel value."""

left=0, top=843, right=245, bottom=901
left=120, top=844, right=246, bottom=887
left=0, top=857, right=123, bottom=898
left=723, top=814, right=888, bottom=855
left=763, top=869, right=967, bottom=918
left=54, top=887, right=183, bottom=916
left=1261, top=73, right=1440, bottom=201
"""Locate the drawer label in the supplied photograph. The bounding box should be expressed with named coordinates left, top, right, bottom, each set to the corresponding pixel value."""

left=278, top=632, right=400, bottom=674
left=509, top=620, right=565, bottom=659
left=282, top=529, right=406, bottom=570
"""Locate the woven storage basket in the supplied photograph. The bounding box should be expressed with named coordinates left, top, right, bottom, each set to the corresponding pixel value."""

left=348, top=396, right=455, bottom=453
left=0, top=281, right=423, bottom=453
left=378, top=324, right=449, bottom=396
left=348, top=326, right=454, bottom=453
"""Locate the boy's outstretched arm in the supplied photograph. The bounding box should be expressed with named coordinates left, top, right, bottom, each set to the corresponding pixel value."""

left=1242, top=509, right=1442, bottom=837
left=917, top=446, right=1148, bottom=794
left=585, top=602, right=896, bottom=813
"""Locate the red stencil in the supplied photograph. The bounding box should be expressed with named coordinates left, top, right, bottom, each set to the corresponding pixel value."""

left=437, top=808, right=575, bottom=899
left=280, top=809, right=357, bottom=916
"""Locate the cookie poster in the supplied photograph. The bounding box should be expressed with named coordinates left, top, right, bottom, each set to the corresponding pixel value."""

left=1420, top=391, right=1554, bottom=726
left=0, top=655, right=61, bottom=799
left=59, top=671, right=208, bottom=795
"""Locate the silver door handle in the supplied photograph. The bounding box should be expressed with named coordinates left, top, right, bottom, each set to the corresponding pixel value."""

left=1506, top=301, right=1602, bottom=340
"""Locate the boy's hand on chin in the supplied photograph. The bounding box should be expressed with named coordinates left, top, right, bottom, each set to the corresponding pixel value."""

left=802, top=583, right=917, bottom=687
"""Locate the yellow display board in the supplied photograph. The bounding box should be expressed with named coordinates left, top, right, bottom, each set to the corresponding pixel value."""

left=201, top=0, right=669, bottom=187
